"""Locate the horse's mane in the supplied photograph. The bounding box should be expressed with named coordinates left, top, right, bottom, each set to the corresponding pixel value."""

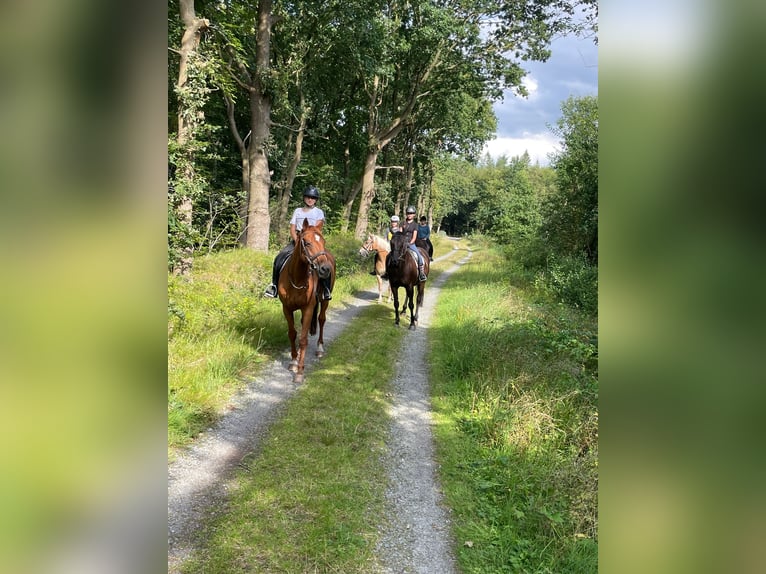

left=371, top=234, right=390, bottom=251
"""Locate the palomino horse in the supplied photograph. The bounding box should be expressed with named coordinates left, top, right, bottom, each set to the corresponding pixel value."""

left=385, top=232, right=430, bottom=329
left=278, top=220, right=336, bottom=383
left=358, top=234, right=393, bottom=304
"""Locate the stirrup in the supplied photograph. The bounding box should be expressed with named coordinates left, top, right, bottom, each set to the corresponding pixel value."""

left=322, top=289, right=333, bottom=301
left=264, top=284, right=277, bottom=298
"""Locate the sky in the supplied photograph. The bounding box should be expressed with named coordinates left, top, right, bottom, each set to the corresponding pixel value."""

left=482, top=32, right=599, bottom=166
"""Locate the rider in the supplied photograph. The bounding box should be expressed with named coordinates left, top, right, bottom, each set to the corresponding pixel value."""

left=400, top=206, right=427, bottom=282
left=264, top=186, right=333, bottom=301
left=387, top=215, right=400, bottom=241
left=417, top=215, right=434, bottom=260
left=371, top=215, right=400, bottom=276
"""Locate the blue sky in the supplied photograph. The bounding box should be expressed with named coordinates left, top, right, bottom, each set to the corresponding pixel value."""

left=482, top=32, right=598, bottom=166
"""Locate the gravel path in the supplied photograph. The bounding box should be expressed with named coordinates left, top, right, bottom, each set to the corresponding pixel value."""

left=375, top=248, right=473, bottom=574
left=168, top=243, right=472, bottom=574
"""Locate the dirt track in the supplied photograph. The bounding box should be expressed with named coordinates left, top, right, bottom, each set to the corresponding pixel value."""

left=168, top=243, right=472, bottom=573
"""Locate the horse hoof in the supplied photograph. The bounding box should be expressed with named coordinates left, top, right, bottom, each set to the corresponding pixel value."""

left=409, top=324, right=416, bottom=330
left=288, top=361, right=298, bottom=373
left=293, top=373, right=304, bottom=384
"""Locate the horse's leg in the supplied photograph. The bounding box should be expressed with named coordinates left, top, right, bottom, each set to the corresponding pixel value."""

left=392, top=285, right=401, bottom=326
left=375, top=274, right=383, bottom=304
left=407, top=285, right=417, bottom=330
left=283, top=309, right=299, bottom=372
left=415, top=256, right=428, bottom=325
left=316, top=299, right=328, bottom=357
left=293, top=306, right=313, bottom=384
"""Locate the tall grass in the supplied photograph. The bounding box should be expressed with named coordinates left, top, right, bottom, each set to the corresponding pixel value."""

left=168, top=249, right=276, bottom=454
left=429, top=244, right=598, bottom=573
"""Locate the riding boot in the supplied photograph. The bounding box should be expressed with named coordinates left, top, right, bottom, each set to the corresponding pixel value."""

left=418, top=265, right=427, bottom=282
left=320, top=279, right=333, bottom=301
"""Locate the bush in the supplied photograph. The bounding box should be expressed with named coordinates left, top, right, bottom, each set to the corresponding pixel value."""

left=535, top=253, right=597, bottom=314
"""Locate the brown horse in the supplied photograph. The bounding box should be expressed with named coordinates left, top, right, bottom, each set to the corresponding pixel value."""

left=385, top=232, right=430, bottom=329
left=358, top=233, right=393, bottom=304
left=278, top=220, right=336, bottom=383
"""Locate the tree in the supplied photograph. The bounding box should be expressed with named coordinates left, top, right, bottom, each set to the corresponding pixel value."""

left=171, top=0, right=209, bottom=273
left=544, top=95, right=598, bottom=262
left=212, top=0, right=274, bottom=252
left=345, top=0, right=597, bottom=238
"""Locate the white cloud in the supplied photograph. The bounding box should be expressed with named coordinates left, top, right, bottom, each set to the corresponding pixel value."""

left=510, top=74, right=540, bottom=99
left=482, top=133, right=561, bottom=166
left=522, top=75, right=539, bottom=97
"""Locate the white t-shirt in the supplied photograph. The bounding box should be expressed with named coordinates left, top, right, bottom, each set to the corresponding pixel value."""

left=290, top=206, right=325, bottom=230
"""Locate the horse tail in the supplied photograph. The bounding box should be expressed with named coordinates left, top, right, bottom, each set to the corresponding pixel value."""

left=310, top=298, right=319, bottom=336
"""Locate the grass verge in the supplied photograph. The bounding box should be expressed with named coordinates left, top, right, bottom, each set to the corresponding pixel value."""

left=428, top=242, right=598, bottom=573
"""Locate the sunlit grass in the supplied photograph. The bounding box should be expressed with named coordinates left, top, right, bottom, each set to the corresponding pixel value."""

left=429, top=244, right=598, bottom=573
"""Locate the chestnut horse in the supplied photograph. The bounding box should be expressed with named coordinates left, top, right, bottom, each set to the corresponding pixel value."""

left=358, top=234, right=393, bottom=304
left=277, top=220, right=336, bottom=383
left=385, top=232, right=430, bottom=329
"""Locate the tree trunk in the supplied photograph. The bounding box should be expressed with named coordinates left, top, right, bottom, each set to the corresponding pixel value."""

left=174, top=0, right=208, bottom=275
left=339, top=178, right=362, bottom=233
left=352, top=149, right=381, bottom=238
left=223, top=93, right=250, bottom=246
left=244, top=0, right=273, bottom=252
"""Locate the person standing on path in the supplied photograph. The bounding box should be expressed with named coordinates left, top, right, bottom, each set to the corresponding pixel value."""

left=264, top=186, right=332, bottom=300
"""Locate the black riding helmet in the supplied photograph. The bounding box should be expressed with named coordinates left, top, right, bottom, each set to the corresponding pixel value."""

left=303, top=186, right=320, bottom=199
left=406, top=205, right=416, bottom=214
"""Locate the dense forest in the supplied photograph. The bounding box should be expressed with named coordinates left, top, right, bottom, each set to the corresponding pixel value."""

left=168, top=0, right=598, bottom=312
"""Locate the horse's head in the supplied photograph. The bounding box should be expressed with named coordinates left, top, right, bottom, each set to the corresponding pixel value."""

left=359, top=234, right=374, bottom=258
left=298, top=220, right=333, bottom=279
left=389, top=232, right=409, bottom=265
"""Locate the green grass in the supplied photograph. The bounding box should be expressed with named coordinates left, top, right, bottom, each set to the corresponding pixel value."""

left=428, top=244, right=598, bottom=573
left=179, top=303, right=406, bottom=573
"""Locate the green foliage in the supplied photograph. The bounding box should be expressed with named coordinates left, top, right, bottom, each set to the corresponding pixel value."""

left=545, top=95, right=599, bottom=263
left=535, top=252, right=598, bottom=315
left=167, top=0, right=597, bottom=249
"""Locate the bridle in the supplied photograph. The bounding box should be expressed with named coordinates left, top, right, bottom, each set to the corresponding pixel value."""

left=360, top=237, right=374, bottom=257
left=299, top=234, right=329, bottom=270
left=288, top=232, right=329, bottom=290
